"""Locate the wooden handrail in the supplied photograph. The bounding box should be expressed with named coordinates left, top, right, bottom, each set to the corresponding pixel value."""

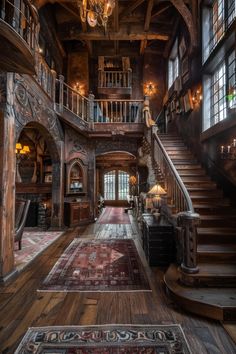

left=152, top=129, right=200, bottom=274
left=153, top=132, right=194, bottom=213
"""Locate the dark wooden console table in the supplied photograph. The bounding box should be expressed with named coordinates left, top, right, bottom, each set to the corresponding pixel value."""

left=141, top=213, right=175, bottom=266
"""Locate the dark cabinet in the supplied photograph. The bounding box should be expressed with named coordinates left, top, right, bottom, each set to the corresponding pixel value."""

left=141, top=214, right=175, bottom=266
left=64, top=201, right=90, bottom=227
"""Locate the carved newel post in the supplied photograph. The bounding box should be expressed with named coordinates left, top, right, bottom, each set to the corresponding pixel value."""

left=177, top=211, right=200, bottom=274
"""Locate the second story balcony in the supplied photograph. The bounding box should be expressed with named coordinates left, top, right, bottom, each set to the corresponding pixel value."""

left=98, top=69, right=132, bottom=97
left=0, top=0, right=39, bottom=74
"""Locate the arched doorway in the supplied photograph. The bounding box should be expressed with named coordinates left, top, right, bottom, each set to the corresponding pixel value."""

left=15, top=122, right=63, bottom=229
left=96, top=151, right=138, bottom=207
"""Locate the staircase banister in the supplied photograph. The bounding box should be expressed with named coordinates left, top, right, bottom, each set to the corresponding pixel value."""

left=62, top=82, right=89, bottom=102
left=153, top=131, right=194, bottom=213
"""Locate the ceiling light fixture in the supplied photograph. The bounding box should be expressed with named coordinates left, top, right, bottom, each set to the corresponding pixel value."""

left=78, top=0, right=115, bottom=29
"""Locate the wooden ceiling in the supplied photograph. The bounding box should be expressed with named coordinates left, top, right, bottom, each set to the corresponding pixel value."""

left=37, top=0, right=188, bottom=57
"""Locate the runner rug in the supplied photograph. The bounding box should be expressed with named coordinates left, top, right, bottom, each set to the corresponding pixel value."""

left=98, top=207, right=130, bottom=224
left=14, top=231, right=64, bottom=271
left=15, top=324, right=192, bottom=354
left=39, top=239, right=151, bottom=292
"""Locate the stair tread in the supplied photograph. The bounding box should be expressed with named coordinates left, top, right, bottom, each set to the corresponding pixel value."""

left=165, top=265, right=236, bottom=308
left=198, top=227, right=236, bottom=234
left=198, top=244, right=236, bottom=252
left=200, top=215, right=236, bottom=220
left=195, top=263, right=236, bottom=276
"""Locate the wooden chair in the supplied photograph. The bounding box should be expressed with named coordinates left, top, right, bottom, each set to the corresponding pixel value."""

left=14, top=199, right=31, bottom=250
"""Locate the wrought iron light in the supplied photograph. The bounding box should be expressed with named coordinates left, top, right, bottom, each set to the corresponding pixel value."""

left=78, top=0, right=115, bottom=28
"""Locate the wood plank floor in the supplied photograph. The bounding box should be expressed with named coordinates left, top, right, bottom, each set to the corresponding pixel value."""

left=0, top=215, right=236, bottom=353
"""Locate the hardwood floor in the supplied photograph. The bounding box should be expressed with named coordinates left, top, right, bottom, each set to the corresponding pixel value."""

left=0, top=216, right=235, bottom=353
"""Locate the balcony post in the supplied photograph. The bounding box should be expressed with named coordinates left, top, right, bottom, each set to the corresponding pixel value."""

left=88, top=93, right=95, bottom=129
left=58, top=74, right=64, bottom=113
left=51, top=69, right=57, bottom=107
left=177, top=211, right=200, bottom=274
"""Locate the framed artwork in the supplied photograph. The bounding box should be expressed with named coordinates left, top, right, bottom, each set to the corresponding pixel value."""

left=181, top=57, right=189, bottom=76
left=179, top=37, right=187, bottom=59
left=183, top=89, right=193, bottom=113
left=44, top=173, right=52, bottom=183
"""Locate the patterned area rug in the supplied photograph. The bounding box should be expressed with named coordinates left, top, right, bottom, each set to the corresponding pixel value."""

left=15, top=324, right=192, bottom=354
left=98, top=207, right=131, bottom=224
left=39, top=239, right=151, bottom=292
left=14, top=231, right=64, bottom=271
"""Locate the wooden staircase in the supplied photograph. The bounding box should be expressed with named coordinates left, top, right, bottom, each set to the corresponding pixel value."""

left=160, top=134, right=236, bottom=321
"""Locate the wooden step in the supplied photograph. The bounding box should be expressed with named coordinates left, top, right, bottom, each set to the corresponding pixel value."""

left=178, top=170, right=206, bottom=176
left=175, top=164, right=203, bottom=170
left=181, top=176, right=211, bottom=183
left=180, top=263, right=236, bottom=287
left=188, top=187, right=223, bottom=197
left=198, top=244, right=236, bottom=263
left=199, top=215, right=236, bottom=227
left=194, top=203, right=232, bottom=214
left=191, top=195, right=229, bottom=204
left=164, top=264, right=236, bottom=321
left=164, top=146, right=188, bottom=151
left=197, top=227, right=236, bottom=243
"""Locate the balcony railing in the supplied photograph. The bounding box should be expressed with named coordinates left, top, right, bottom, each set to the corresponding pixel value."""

left=35, top=53, right=56, bottom=99
left=98, top=70, right=132, bottom=88
left=55, top=77, right=90, bottom=122
left=93, top=99, right=143, bottom=123
left=0, top=0, right=38, bottom=52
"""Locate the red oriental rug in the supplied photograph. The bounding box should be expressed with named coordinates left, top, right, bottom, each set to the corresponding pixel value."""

left=98, top=207, right=130, bottom=224
left=15, top=324, right=192, bottom=354
left=39, top=239, right=150, bottom=292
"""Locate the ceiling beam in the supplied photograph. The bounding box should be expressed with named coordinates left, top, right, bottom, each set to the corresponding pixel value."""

left=119, top=0, right=146, bottom=20
left=144, top=0, right=154, bottom=31
left=140, top=0, right=153, bottom=55
left=151, top=5, right=171, bottom=20
left=113, top=0, right=119, bottom=32
left=59, top=29, right=169, bottom=41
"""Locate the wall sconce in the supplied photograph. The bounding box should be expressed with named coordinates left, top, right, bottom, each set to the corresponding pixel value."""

left=191, top=88, right=202, bottom=106
left=144, top=82, right=157, bottom=96
left=220, top=139, right=236, bottom=160
left=73, top=82, right=85, bottom=96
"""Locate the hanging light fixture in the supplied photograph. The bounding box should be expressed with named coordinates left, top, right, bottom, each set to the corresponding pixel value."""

left=78, top=0, right=116, bottom=28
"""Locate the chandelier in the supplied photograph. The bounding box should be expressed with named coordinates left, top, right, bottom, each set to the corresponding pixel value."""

left=78, top=0, right=115, bottom=28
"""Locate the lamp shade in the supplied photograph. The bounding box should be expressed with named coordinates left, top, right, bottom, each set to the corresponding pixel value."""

left=148, top=184, right=166, bottom=195
left=16, top=143, right=22, bottom=150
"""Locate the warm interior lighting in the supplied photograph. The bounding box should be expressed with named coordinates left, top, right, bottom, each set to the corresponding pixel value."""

left=73, top=82, right=85, bottom=96
left=220, top=138, right=236, bottom=160
left=15, top=143, right=22, bottom=150
left=129, top=175, right=137, bottom=186
left=148, top=184, right=166, bottom=211
left=144, top=82, right=157, bottom=96
left=78, top=0, right=115, bottom=29
left=191, top=88, right=202, bottom=105
left=148, top=184, right=166, bottom=196
left=15, top=143, right=30, bottom=156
